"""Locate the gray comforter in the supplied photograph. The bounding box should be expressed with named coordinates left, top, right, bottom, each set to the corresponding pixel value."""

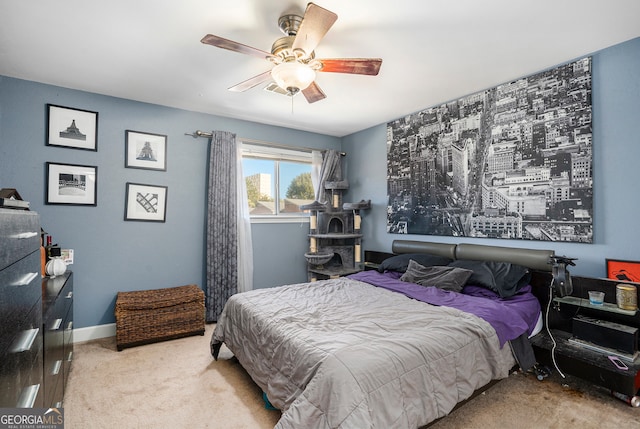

left=211, top=277, right=516, bottom=429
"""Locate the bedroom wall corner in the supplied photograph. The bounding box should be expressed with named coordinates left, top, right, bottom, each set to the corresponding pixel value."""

left=343, top=37, right=640, bottom=279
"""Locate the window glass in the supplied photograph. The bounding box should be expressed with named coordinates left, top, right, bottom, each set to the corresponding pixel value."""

left=244, top=157, right=276, bottom=215
left=279, top=160, right=315, bottom=213
left=242, top=143, right=314, bottom=218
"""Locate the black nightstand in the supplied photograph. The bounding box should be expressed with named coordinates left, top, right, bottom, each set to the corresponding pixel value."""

left=363, top=250, right=394, bottom=271
left=530, top=275, right=640, bottom=398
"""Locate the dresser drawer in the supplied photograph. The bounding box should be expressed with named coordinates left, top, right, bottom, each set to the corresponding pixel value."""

left=0, top=209, right=40, bottom=271
left=0, top=251, right=42, bottom=353
left=43, top=288, right=66, bottom=407
left=43, top=315, right=63, bottom=408
left=42, top=273, right=72, bottom=318
left=0, top=301, right=43, bottom=408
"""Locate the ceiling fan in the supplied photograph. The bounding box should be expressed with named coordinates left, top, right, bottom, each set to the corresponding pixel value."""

left=201, top=2, right=382, bottom=103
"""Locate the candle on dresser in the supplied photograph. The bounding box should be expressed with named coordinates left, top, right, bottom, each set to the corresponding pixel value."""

left=40, top=242, right=46, bottom=277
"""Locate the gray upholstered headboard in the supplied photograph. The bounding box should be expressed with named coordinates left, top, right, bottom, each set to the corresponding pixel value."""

left=391, top=240, right=457, bottom=259
left=391, top=240, right=555, bottom=272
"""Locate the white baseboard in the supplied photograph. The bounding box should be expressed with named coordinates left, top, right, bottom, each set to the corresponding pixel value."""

left=73, top=323, right=116, bottom=343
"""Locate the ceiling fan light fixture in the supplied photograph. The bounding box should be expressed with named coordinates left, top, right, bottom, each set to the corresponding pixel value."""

left=271, top=61, right=316, bottom=95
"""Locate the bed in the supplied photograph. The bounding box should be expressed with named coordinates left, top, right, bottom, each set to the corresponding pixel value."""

left=210, top=240, right=555, bottom=429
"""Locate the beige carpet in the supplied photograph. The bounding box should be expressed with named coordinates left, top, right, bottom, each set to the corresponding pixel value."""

left=64, top=324, right=640, bottom=428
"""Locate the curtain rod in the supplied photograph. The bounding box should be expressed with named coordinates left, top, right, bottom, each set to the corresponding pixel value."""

left=185, top=130, right=213, bottom=138
left=185, top=130, right=345, bottom=156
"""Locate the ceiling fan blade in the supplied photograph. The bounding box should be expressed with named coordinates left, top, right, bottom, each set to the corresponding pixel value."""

left=201, top=34, right=273, bottom=60
left=302, top=81, right=326, bottom=104
left=317, top=58, right=382, bottom=75
left=228, top=70, right=273, bottom=92
left=292, top=3, right=337, bottom=58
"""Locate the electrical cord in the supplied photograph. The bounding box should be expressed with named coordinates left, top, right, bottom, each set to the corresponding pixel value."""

left=546, top=280, right=566, bottom=378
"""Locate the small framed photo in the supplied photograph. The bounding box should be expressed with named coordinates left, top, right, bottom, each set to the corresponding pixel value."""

left=606, top=259, right=640, bottom=283
left=46, top=104, right=98, bottom=151
left=124, top=182, right=167, bottom=222
left=125, top=130, right=167, bottom=171
left=61, top=249, right=74, bottom=265
left=46, top=162, right=97, bottom=206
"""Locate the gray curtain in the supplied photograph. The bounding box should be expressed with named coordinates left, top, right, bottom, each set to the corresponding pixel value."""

left=315, top=149, right=342, bottom=204
left=206, top=131, right=238, bottom=322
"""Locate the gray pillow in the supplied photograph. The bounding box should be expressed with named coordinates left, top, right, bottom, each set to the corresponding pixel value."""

left=400, top=259, right=473, bottom=293
left=448, top=259, right=531, bottom=298
left=377, top=253, right=453, bottom=273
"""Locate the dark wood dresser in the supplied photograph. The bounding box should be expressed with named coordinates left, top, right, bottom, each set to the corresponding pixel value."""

left=0, top=208, right=43, bottom=408
left=42, top=272, right=73, bottom=408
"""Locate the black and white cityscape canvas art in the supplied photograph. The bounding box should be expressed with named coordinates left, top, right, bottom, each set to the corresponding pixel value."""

left=386, top=57, right=592, bottom=243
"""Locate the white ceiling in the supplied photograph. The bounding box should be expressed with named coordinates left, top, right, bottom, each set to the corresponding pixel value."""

left=2, top=1, right=639, bottom=137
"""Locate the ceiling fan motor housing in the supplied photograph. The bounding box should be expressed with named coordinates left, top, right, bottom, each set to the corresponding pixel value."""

left=271, top=36, right=315, bottom=63
left=275, top=13, right=318, bottom=62
left=278, top=14, right=302, bottom=36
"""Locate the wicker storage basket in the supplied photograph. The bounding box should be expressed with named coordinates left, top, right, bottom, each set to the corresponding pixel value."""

left=115, top=284, right=205, bottom=351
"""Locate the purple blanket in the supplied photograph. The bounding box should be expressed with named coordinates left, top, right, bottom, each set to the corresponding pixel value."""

left=348, top=270, right=541, bottom=347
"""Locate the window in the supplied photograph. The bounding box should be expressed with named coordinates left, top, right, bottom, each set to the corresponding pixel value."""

left=241, top=142, right=315, bottom=221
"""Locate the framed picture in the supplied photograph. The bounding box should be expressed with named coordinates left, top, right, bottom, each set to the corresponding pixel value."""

left=125, top=130, right=167, bottom=171
left=46, top=162, right=97, bottom=206
left=46, top=104, right=98, bottom=151
left=124, top=182, right=167, bottom=222
left=606, top=259, right=640, bottom=283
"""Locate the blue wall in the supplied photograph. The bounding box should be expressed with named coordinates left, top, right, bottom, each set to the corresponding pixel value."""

left=344, top=37, right=640, bottom=279
left=2, top=37, right=639, bottom=330
left=0, top=76, right=340, bottom=328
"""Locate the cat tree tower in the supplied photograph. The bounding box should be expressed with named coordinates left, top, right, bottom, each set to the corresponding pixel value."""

left=301, top=160, right=370, bottom=281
